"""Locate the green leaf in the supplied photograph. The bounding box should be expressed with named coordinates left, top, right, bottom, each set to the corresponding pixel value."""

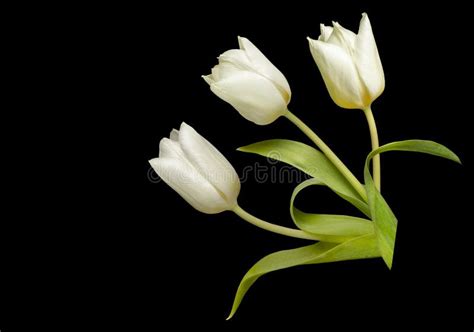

left=227, top=234, right=379, bottom=319
left=238, top=139, right=370, bottom=217
left=367, top=140, right=461, bottom=164
left=364, top=139, right=461, bottom=269
left=290, top=178, right=374, bottom=242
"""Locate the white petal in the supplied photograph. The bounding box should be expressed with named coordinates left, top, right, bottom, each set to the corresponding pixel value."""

left=237, top=36, right=291, bottom=103
left=218, top=49, right=253, bottom=71
left=170, top=129, right=179, bottom=141
left=212, top=62, right=242, bottom=81
left=209, top=71, right=288, bottom=125
left=354, top=13, right=385, bottom=105
left=202, top=74, right=215, bottom=85
left=178, top=122, right=240, bottom=206
left=158, top=138, right=186, bottom=160
left=149, top=158, right=230, bottom=214
left=328, top=22, right=357, bottom=53
left=308, top=38, right=365, bottom=109
left=319, top=24, right=334, bottom=42
left=211, top=65, right=221, bottom=81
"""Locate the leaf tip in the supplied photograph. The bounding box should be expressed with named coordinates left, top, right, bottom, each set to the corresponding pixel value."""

left=384, top=257, right=393, bottom=270
left=443, top=146, right=462, bottom=165
left=226, top=310, right=235, bottom=321
left=444, top=152, right=462, bottom=165
left=453, top=155, right=462, bottom=165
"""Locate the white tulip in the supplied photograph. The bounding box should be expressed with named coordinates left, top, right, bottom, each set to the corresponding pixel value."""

left=308, top=13, right=385, bottom=110
left=203, top=36, right=291, bottom=125
left=149, top=122, right=240, bottom=214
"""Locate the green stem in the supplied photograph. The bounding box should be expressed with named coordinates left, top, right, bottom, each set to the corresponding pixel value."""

left=284, top=111, right=368, bottom=202
left=232, top=205, right=319, bottom=241
left=364, top=106, right=381, bottom=191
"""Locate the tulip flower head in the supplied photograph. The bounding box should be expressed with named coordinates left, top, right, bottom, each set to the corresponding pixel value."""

left=308, top=13, right=385, bottom=110
left=149, top=122, right=240, bottom=214
left=203, top=36, right=291, bottom=125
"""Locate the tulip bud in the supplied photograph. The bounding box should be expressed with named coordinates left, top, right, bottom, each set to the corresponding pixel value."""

left=308, top=13, right=385, bottom=110
left=203, top=36, right=291, bottom=125
left=149, top=122, right=240, bottom=214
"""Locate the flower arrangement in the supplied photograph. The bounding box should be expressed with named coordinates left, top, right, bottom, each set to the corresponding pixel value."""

left=149, top=13, right=460, bottom=319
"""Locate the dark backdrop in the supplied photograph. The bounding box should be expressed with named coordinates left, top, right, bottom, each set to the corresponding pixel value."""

left=2, top=1, right=472, bottom=331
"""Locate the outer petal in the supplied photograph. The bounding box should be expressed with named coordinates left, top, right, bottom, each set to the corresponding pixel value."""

left=209, top=71, right=288, bottom=125
left=238, top=36, right=291, bottom=102
left=354, top=13, right=385, bottom=104
left=179, top=122, right=240, bottom=206
left=149, top=158, right=230, bottom=214
left=308, top=38, right=365, bottom=109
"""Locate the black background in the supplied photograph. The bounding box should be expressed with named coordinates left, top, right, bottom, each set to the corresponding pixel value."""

left=2, top=1, right=472, bottom=330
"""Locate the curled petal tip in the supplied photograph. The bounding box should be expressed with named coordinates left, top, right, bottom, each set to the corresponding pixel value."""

left=148, top=157, right=160, bottom=168
left=202, top=75, right=214, bottom=85
left=307, top=37, right=316, bottom=46
left=237, top=36, right=249, bottom=50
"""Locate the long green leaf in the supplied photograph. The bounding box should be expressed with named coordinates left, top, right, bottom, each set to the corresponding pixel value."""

left=364, top=139, right=461, bottom=269
left=238, top=139, right=369, bottom=216
left=367, top=140, right=461, bottom=163
left=227, top=234, right=379, bottom=319
left=290, top=178, right=374, bottom=242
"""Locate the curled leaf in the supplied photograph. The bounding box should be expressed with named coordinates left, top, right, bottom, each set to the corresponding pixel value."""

left=227, top=233, right=379, bottom=319
left=364, top=139, right=461, bottom=269
left=290, top=178, right=374, bottom=242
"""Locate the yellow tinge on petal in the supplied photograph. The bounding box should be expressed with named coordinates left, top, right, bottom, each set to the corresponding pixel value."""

left=308, top=13, right=385, bottom=110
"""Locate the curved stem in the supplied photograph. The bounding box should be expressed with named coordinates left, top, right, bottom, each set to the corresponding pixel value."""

left=232, top=205, right=319, bottom=241
left=364, top=106, right=381, bottom=191
left=284, top=111, right=368, bottom=202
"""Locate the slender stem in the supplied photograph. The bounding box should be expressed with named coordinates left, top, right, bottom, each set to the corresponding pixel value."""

left=284, top=111, right=368, bottom=202
left=232, top=205, right=319, bottom=241
left=364, top=106, right=381, bottom=191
